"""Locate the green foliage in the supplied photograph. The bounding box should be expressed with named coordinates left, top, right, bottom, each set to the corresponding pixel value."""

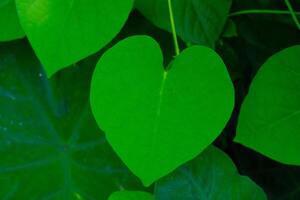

left=135, top=0, right=232, bottom=47
left=0, top=40, right=142, bottom=199
left=109, top=191, right=154, bottom=200
left=90, top=36, right=234, bottom=186
left=236, top=45, right=300, bottom=165
left=1, top=0, right=300, bottom=199
left=15, top=0, right=133, bottom=77
left=222, top=20, right=238, bottom=38
left=155, top=146, right=267, bottom=200
left=0, top=0, right=24, bottom=41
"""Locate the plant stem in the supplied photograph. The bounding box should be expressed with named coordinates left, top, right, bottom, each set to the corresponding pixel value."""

left=167, top=0, right=180, bottom=57
left=229, top=9, right=300, bottom=17
left=284, top=0, right=300, bottom=30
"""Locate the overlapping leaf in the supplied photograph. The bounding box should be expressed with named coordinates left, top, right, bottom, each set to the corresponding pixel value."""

left=0, top=0, right=24, bottom=41
left=91, top=36, right=234, bottom=186
left=155, top=146, right=267, bottom=200
left=135, top=0, right=232, bottom=47
left=236, top=45, right=300, bottom=165
left=16, top=0, right=133, bottom=77
left=0, top=40, right=142, bottom=200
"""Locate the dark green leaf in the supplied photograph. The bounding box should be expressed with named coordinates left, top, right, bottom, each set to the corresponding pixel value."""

left=222, top=19, right=238, bottom=38
left=155, top=146, right=267, bottom=200
left=90, top=36, right=234, bottom=186
left=0, top=40, right=141, bottom=200
left=135, top=0, right=232, bottom=47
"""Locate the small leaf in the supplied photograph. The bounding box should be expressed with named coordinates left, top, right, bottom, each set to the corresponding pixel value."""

left=15, top=0, right=133, bottom=77
left=155, top=146, right=267, bottom=200
left=222, top=19, right=238, bottom=38
left=236, top=45, right=300, bottom=165
left=135, top=0, right=232, bottom=48
left=90, top=36, right=234, bottom=186
left=109, top=191, right=154, bottom=200
left=0, top=0, right=25, bottom=41
left=0, top=40, right=142, bottom=199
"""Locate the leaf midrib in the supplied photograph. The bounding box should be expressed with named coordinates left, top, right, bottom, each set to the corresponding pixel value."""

left=144, top=71, right=168, bottom=172
left=153, top=71, right=168, bottom=133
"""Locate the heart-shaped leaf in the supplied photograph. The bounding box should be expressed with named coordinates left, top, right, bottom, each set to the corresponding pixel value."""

left=135, top=0, right=232, bottom=47
left=0, top=0, right=25, bottom=41
left=90, top=36, right=234, bottom=186
left=109, top=191, right=154, bottom=200
left=15, top=0, right=133, bottom=77
left=155, top=146, right=267, bottom=200
left=236, top=45, right=300, bottom=165
left=0, top=40, right=142, bottom=199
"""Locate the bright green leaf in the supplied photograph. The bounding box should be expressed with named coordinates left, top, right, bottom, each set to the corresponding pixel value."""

left=0, top=40, right=142, bottom=199
left=135, top=0, right=232, bottom=48
left=109, top=191, right=154, bottom=200
left=155, top=146, right=267, bottom=200
left=15, top=0, right=133, bottom=77
left=0, top=0, right=25, bottom=41
left=90, top=36, right=234, bottom=186
left=236, top=45, right=300, bottom=165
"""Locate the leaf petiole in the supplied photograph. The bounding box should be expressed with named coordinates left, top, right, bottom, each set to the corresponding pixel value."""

left=167, top=0, right=180, bottom=57
left=284, top=0, right=300, bottom=30
left=229, top=9, right=300, bottom=17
